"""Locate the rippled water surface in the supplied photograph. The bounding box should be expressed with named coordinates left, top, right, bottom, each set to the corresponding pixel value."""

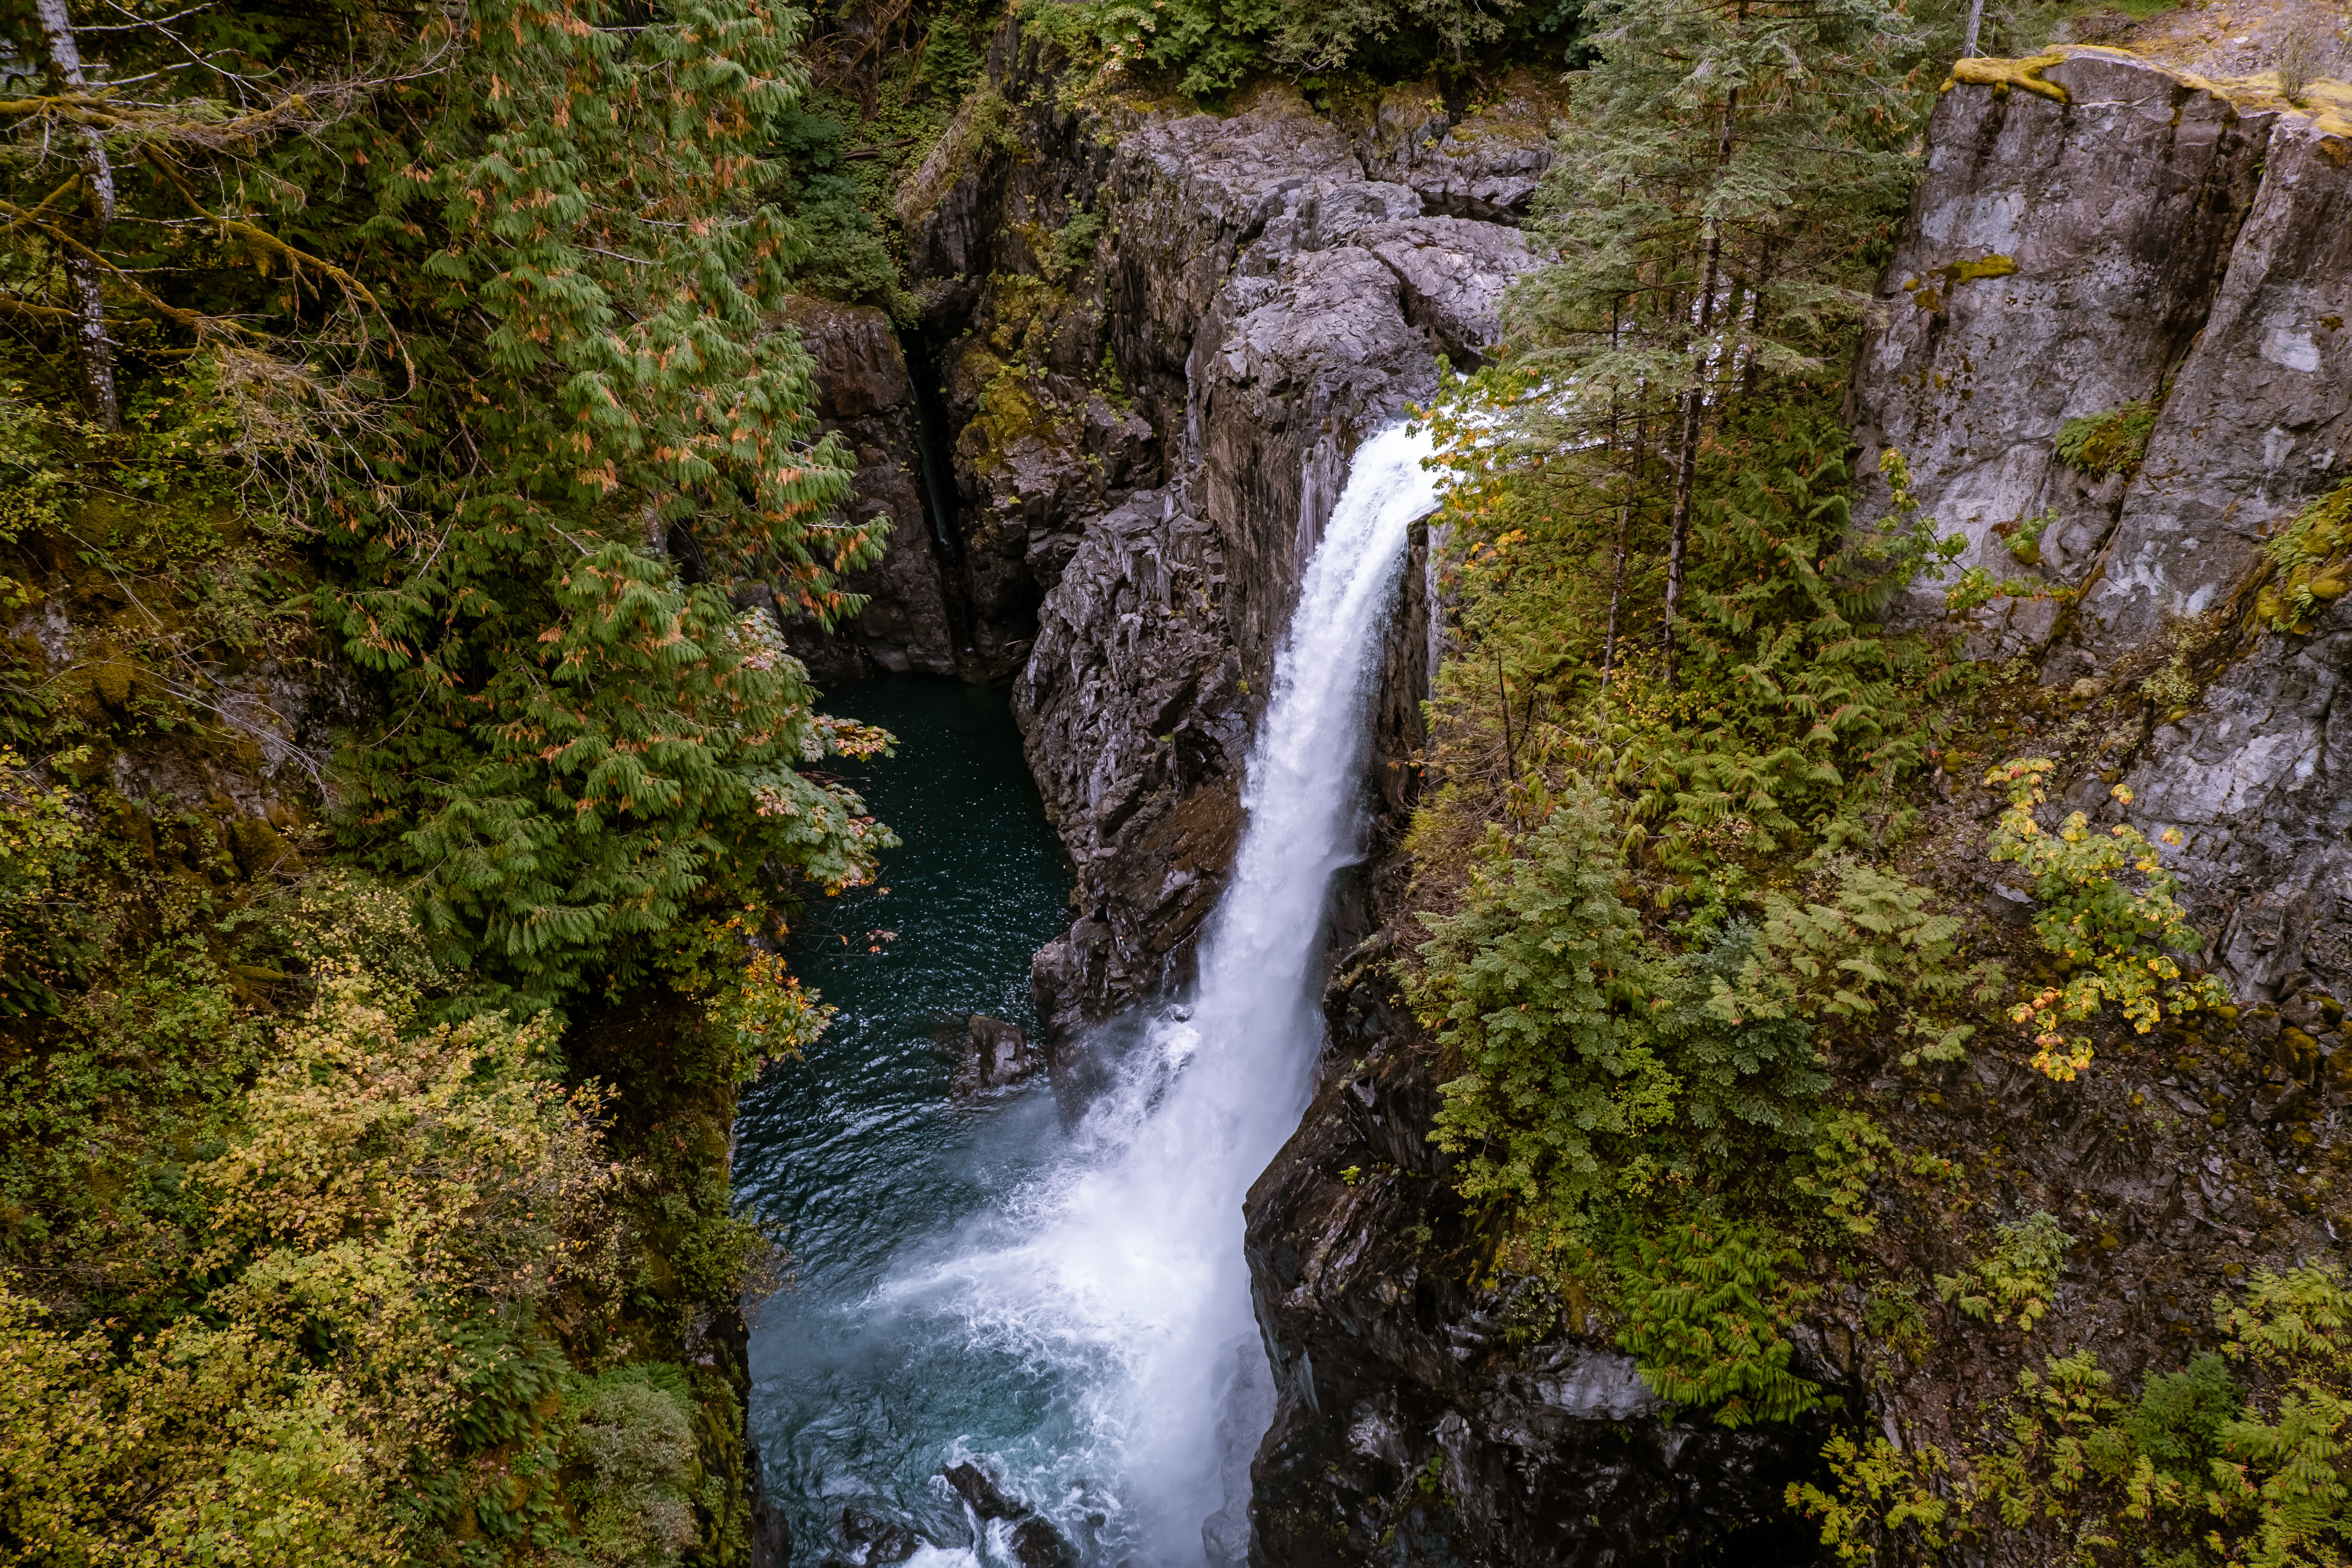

left=734, top=676, right=1075, bottom=1563
left=737, top=428, right=1438, bottom=1568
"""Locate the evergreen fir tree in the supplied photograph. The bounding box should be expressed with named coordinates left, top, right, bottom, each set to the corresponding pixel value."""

left=0, top=2, right=891, bottom=1008
left=1499, top=0, right=1924, bottom=678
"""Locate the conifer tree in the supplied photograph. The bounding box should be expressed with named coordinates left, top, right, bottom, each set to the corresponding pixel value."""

left=0, top=2, right=891, bottom=1008
left=1500, top=0, right=1923, bottom=678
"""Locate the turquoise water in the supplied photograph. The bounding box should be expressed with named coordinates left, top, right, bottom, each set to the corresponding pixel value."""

left=733, top=676, right=1080, bottom=1563
left=737, top=426, right=1439, bottom=1568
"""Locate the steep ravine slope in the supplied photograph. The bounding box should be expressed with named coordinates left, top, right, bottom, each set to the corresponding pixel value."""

left=784, top=34, right=2349, bottom=1568
left=791, top=24, right=1551, bottom=1049
left=1239, top=47, right=2352, bottom=1568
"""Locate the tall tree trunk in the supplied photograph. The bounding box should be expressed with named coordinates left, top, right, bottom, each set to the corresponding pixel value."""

left=1660, top=88, right=1737, bottom=686
left=35, top=0, right=120, bottom=432
left=1602, top=300, right=1646, bottom=694
left=1961, top=0, right=1986, bottom=58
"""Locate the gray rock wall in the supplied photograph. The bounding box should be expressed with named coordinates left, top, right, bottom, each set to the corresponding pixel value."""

left=775, top=298, right=960, bottom=681
left=894, top=29, right=1548, bottom=1036
left=1850, top=50, right=2275, bottom=651
left=1851, top=49, right=2352, bottom=999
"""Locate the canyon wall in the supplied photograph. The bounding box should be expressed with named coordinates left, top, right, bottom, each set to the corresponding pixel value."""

left=793, top=28, right=1550, bottom=1046
left=1246, top=47, right=2352, bottom=1568
left=1850, top=47, right=2352, bottom=1004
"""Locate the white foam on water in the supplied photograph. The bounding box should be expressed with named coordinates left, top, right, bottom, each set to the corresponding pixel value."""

left=877, top=423, right=1441, bottom=1563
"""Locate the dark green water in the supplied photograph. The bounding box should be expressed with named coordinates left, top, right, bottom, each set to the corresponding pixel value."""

left=733, top=676, right=1078, bottom=1563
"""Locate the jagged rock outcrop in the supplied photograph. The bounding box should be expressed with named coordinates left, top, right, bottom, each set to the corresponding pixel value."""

left=895, top=28, right=1550, bottom=1036
left=1243, top=956, right=1828, bottom=1568
left=1851, top=48, right=2352, bottom=998
left=776, top=298, right=961, bottom=681
left=1851, top=48, right=2278, bottom=647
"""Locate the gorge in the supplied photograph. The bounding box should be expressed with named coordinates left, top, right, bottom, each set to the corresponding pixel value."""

left=5, top=4, right=2351, bottom=1568
left=754, top=19, right=2352, bottom=1568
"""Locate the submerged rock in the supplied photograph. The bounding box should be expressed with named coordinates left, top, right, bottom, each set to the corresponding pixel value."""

left=831, top=1505, right=918, bottom=1565
left=939, top=1460, right=1026, bottom=1520
left=1005, top=1516, right=1081, bottom=1568
left=953, top=1014, right=1036, bottom=1096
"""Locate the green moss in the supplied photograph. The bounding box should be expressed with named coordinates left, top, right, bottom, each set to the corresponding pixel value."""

left=1948, top=52, right=2072, bottom=103
left=1902, top=253, right=2019, bottom=312
left=2256, top=475, right=2352, bottom=633
left=2055, top=398, right=2158, bottom=476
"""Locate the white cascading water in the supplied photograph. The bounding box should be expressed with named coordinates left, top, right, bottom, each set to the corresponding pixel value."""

left=873, top=422, right=1441, bottom=1565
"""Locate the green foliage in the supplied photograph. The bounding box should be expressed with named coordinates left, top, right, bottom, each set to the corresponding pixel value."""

left=3, top=0, right=900, bottom=1011
left=1422, top=409, right=1975, bottom=876
left=1409, top=785, right=1864, bottom=1420
left=0, top=745, right=92, bottom=1012
left=1493, top=0, right=1922, bottom=472
left=2256, top=476, right=2352, bottom=635
left=1984, top=758, right=2226, bottom=1080
left=1611, top=1216, right=1825, bottom=1427
left=2124, top=1353, right=2242, bottom=1483
left=1934, top=1210, right=2073, bottom=1331
left=1712, top=862, right=2004, bottom=1069
left=1415, top=788, right=1666, bottom=1240
left=766, top=106, right=918, bottom=319
left=574, top=1364, right=701, bottom=1566
left=2055, top=400, right=2159, bottom=478
left=1788, top=1432, right=1954, bottom=1562
left=1412, top=788, right=1833, bottom=1231
left=1029, top=0, right=1582, bottom=98
left=0, top=879, right=650, bottom=1566
left=1809, top=1266, right=2352, bottom=1568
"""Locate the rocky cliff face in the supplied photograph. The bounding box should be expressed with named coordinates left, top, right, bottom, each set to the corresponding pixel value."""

left=1243, top=48, right=2352, bottom=1568
left=1245, top=959, right=1829, bottom=1568
left=776, top=298, right=963, bottom=682
left=1850, top=47, right=2352, bottom=1002
left=871, top=31, right=1548, bottom=1040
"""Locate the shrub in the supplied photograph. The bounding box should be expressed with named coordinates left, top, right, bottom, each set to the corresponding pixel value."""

left=2256, top=476, right=2352, bottom=635
left=1934, top=1210, right=2073, bottom=1331
left=1612, top=1216, right=1825, bottom=1427
left=1806, top=1266, right=2352, bottom=1567
left=1984, top=759, right=2226, bottom=1080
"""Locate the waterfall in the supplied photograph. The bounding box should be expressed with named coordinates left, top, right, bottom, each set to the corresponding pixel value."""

left=752, top=423, right=1439, bottom=1567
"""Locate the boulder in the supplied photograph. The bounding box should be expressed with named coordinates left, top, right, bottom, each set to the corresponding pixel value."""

left=954, top=1014, right=1037, bottom=1096
left=834, top=1506, right=918, bottom=1565
left=939, top=1460, right=1026, bottom=1520
left=1006, top=1516, right=1081, bottom=1568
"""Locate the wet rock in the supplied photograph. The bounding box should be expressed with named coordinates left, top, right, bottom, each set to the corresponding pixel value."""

left=1015, top=490, right=1251, bottom=1041
left=1355, top=217, right=1536, bottom=368
left=2074, top=109, right=2352, bottom=659
left=1006, top=1516, right=1081, bottom=1568
left=954, top=1014, right=1037, bottom=1096
left=1848, top=51, right=2352, bottom=1001
left=835, top=1506, right=918, bottom=1565
left=940, top=1460, right=1026, bottom=1520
